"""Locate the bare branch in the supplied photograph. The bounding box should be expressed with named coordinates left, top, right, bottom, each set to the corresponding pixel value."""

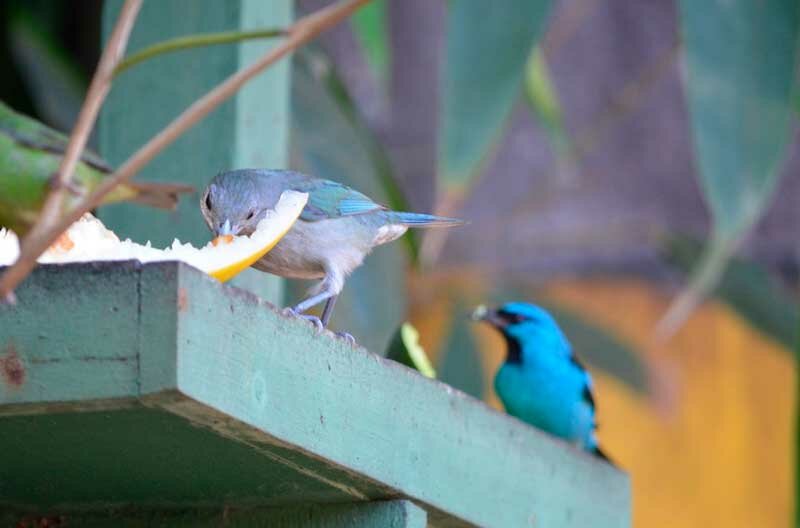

left=114, top=27, right=287, bottom=77
left=36, top=0, right=142, bottom=231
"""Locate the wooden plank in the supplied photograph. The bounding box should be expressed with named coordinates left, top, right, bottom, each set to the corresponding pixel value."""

left=0, top=262, right=630, bottom=526
left=167, top=263, right=630, bottom=527
left=1, top=500, right=427, bottom=527
left=0, top=405, right=371, bottom=510
left=0, top=262, right=141, bottom=405
left=98, top=0, right=292, bottom=304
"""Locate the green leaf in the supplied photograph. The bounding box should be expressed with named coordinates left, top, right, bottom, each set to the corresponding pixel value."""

left=660, top=1, right=800, bottom=335
left=664, top=235, right=799, bottom=351
left=290, top=51, right=407, bottom=353
left=523, top=47, right=575, bottom=176
left=351, top=0, right=388, bottom=80
left=440, top=0, right=553, bottom=190
left=386, top=322, right=437, bottom=378
left=679, top=1, right=799, bottom=239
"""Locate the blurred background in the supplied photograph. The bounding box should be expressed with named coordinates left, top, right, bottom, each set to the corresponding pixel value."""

left=1, top=1, right=798, bottom=526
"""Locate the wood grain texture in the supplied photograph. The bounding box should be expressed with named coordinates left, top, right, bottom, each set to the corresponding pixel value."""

left=0, top=262, right=630, bottom=527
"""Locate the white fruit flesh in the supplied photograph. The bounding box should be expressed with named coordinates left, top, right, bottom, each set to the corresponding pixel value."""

left=0, top=190, right=308, bottom=283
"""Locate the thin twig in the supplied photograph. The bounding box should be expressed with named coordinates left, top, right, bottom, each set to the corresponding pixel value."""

left=0, top=0, right=372, bottom=301
left=114, top=27, right=287, bottom=77
left=36, top=0, right=142, bottom=232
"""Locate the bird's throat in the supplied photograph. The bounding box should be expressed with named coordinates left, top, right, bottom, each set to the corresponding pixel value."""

left=503, top=334, right=523, bottom=365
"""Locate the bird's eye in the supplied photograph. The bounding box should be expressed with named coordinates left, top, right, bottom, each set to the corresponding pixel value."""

left=204, top=192, right=213, bottom=211
left=246, top=210, right=255, bottom=220
left=499, top=310, right=527, bottom=324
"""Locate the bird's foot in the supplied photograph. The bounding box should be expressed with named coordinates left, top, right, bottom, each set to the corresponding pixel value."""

left=335, top=332, right=356, bottom=345
left=282, top=307, right=324, bottom=332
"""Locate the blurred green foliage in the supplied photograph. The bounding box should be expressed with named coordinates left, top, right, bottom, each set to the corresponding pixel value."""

left=351, top=0, right=388, bottom=80
left=666, top=0, right=800, bottom=331
left=440, top=0, right=553, bottom=192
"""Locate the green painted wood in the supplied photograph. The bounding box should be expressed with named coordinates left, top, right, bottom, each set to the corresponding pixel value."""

left=0, top=262, right=630, bottom=527
left=2, top=500, right=426, bottom=528
left=98, top=0, right=292, bottom=304
left=0, top=262, right=141, bottom=405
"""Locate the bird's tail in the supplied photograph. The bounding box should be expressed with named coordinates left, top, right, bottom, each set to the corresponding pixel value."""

left=387, top=211, right=465, bottom=228
left=123, top=181, right=195, bottom=210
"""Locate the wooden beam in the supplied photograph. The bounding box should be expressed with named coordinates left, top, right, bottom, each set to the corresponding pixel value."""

left=0, top=262, right=630, bottom=527
left=2, top=500, right=427, bottom=528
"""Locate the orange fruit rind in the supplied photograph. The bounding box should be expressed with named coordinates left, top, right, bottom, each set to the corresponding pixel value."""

left=0, top=190, right=308, bottom=283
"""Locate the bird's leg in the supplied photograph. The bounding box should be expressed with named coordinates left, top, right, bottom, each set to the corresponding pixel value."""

left=286, top=267, right=343, bottom=330
left=318, top=295, right=354, bottom=344
left=320, top=295, right=338, bottom=326
left=291, top=290, right=334, bottom=315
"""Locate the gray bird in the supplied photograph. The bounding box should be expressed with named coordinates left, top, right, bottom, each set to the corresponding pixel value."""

left=200, top=169, right=463, bottom=336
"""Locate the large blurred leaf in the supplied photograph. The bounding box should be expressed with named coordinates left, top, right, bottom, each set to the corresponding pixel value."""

left=663, top=1, right=800, bottom=334
left=290, top=51, right=407, bottom=353
left=664, top=235, right=799, bottom=351
left=351, top=0, right=388, bottom=80
left=679, top=1, right=798, bottom=238
left=440, top=1, right=552, bottom=191
left=523, top=47, right=576, bottom=180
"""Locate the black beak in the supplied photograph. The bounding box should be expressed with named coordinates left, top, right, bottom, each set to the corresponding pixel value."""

left=471, top=305, right=507, bottom=328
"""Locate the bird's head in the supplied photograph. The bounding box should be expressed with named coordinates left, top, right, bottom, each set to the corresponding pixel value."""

left=201, top=170, right=284, bottom=237
left=472, top=302, right=569, bottom=363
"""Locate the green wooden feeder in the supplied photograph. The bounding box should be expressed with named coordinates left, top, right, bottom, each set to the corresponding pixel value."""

left=0, top=262, right=629, bottom=527
left=0, top=1, right=630, bottom=526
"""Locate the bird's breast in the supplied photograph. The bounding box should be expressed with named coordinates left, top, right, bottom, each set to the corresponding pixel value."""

left=252, top=216, right=375, bottom=279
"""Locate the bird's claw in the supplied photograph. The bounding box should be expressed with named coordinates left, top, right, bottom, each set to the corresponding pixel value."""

left=282, top=307, right=324, bottom=332
left=335, top=332, right=356, bottom=345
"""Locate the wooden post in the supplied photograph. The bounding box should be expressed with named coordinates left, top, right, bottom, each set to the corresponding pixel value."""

left=98, top=0, right=292, bottom=303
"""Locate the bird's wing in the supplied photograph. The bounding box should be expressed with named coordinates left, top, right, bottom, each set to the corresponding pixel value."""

left=0, top=101, right=111, bottom=173
left=293, top=179, right=386, bottom=221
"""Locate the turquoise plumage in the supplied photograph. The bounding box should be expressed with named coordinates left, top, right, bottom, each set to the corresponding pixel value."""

left=474, top=302, right=610, bottom=461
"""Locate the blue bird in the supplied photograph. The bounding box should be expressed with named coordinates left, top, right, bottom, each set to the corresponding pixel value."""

left=473, top=302, right=610, bottom=461
left=201, top=169, right=463, bottom=335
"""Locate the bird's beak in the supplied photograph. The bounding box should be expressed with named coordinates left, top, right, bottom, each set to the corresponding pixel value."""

left=471, top=305, right=507, bottom=328
left=218, top=219, right=237, bottom=236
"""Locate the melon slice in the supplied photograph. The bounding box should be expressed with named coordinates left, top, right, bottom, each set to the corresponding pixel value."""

left=0, top=190, right=307, bottom=283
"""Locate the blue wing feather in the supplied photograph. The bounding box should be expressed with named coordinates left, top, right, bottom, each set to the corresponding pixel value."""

left=293, top=179, right=385, bottom=221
